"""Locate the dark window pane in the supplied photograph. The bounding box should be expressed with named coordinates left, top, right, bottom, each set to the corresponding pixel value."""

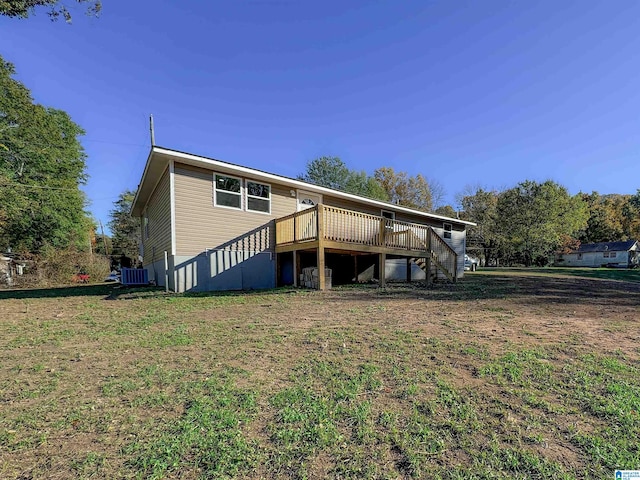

left=247, top=181, right=269, bottom=198
left=248, top=197, right=269, bottom=213
left=217, top=191, right=241, bottom=208
left=216, top=175, right=241, bottom=193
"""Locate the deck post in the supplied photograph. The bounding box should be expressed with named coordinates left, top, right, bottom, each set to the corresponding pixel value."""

left=317, top=204, right=326, bottom=290
left=379, top=217, right=386, bottom=248
left=406, top=257, right=412, bottom=282
left=426, top=255, right=432, bottom=286
left=292, top=250, right=298, bottom=287
left=293, top=215, right=297, bottom=242
left=379, top=253, right=386, bottom=288
left=164, top=251, right=169, bottom=293
left=354, top=255, right=358, bottom=283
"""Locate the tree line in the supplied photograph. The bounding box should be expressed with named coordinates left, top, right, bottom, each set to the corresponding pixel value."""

left=0, top=53, right=139, bottom=266
left=460, top=185, right=640, bottom=267
left=298, top=157, right=640, bottom=267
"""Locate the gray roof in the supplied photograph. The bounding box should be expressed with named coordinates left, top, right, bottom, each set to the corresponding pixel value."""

left=576, top=240, right=637, bottom=253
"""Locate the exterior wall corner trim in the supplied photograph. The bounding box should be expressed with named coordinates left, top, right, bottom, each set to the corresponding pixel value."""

left=170, top=160, right=177, bottom=257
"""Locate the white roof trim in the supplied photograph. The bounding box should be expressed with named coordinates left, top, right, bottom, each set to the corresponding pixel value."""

left=150, top=146, right=476, bottom=226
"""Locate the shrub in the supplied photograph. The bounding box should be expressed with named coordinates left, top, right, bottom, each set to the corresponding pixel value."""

left=2, top=247, right=112, bottom=288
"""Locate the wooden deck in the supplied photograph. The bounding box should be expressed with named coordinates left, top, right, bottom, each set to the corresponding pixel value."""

left=275, top=204, right=458, bottom=288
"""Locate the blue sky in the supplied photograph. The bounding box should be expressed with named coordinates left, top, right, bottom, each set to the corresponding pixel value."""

left=3, top=0, right=640, bottom=232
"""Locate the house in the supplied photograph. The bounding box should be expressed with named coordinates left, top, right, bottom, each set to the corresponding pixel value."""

left=131, top=146, right=476, bottom=292
left=555, top=240, right=639, bottom=268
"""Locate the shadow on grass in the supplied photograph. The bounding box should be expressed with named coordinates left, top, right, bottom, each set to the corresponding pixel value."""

left=3, top=270, right=639, bottom=307
left=0, top=283, right=166, bottom=300
left=329, top=271, right=640, bottom=306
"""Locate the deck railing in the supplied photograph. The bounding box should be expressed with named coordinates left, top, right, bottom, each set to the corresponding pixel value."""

left=275, top=204, right=458, bottom=280
left=428, top=228, right=458, bottom=280
left=275, top=207, right=318, bottom=244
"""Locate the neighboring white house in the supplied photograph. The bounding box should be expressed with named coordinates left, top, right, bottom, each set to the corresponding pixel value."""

left=555, top=240, right=639, bottom=268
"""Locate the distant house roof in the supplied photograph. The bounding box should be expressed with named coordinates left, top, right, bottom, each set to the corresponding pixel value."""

left=575, top=240, right=638, bottom=253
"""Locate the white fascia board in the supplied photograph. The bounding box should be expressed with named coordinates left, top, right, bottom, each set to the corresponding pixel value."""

left=131, top=148, right=156, bottom=216
left=154, top=146, right=476, bottom=227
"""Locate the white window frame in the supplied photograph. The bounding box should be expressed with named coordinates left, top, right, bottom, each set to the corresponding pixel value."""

left=214, top=173, right=243, bottom=211
left=443, top=222, right=452, bottom=239
left=245, top=179, right=271, bottom=215
left=297, top=190, right=322, bottom=211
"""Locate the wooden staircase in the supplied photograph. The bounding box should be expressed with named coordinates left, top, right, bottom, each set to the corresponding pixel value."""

left=404, top=229, right=458, bottom=283
left=411, top=253, right=453, bottom=283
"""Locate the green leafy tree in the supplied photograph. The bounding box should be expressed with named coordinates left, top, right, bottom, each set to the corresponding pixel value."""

left=623, top=190, right=640, bottom=241
left=299, top=156, right=388, bottom=201
left=94, top=232, right=112, bottom=256
left=433, top=205, right=457, bottom=218
left=496, top=180, right=588, bottom=266
left=373, top=167, right=434, bottom=212
left=458, top=187, right=503, bottom=265
left=579, top=192, right=628, bottom=243
left=108, top=189, right=140, bottom=261
left=299, top=156, right=349, bottom=191
left=0, top=55, right=90, bottom=252
left=344, top=170, right=389, bottom=200
left=0, top=0, right=101, bottom=22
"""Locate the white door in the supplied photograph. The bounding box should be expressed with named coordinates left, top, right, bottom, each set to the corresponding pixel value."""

left=296, top=190, right=322, bottom=240
left=297, top=190, right=322, bottom=211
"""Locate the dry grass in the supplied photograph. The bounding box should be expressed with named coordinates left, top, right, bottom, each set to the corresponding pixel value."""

left=1, top=269, right=639, bottom=479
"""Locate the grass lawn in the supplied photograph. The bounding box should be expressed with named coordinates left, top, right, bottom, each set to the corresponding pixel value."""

left=482, top=266, right=640, bottom=284
left=1, top=270, right=639, bottom=479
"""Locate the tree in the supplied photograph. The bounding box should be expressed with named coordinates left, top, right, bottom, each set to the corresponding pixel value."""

left=108, top=189, right=140, bottom=261
left=344, top=170, right=389, bottom=201
left=496, top=180, right=588, bottom=266
left=0, top=55, right=90, bottom=252
left=458, top=187, right=502, bottom=266
left=299, top=156, right=350, bottom=191
left=0, top=0, right=101, bottom=22
left=578, top=192, right=627, bottom=243
left=299, top=156, right=388, bottom=201
left=623, top=190, right=640, bottom=241
left=373, top=167, right=434, bottom=212
left=433, top=205, right=457, bottom=218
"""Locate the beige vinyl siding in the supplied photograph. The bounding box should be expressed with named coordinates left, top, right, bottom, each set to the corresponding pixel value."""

left=173, top=163, right=296, bottom=256
left=322, top=195, right=382, bottom=217
left=142, top=167, right=172, bottom=265
left=324, top=194, right=464, bottom=231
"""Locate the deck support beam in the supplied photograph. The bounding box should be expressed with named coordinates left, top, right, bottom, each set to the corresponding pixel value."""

left=379, top=253, right=386, bottom=288
left=317, top=203, right=326, bottom=290
left=406, top=257, right=412, bottom=283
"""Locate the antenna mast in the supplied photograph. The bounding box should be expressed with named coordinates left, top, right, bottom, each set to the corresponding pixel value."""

left=149, top=114, right=155, bottom=146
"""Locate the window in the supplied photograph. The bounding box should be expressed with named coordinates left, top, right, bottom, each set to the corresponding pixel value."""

left=246, top=180, right=271, bottom=213
left=215, top=174, right=242, bottom=209
left=443, top=223, right=452, bottom=239
left=381, top=210, right=395, bottom=230
left=603, top=252, right=609, bottom=258
left=381, top=210, right=395, bottom=220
